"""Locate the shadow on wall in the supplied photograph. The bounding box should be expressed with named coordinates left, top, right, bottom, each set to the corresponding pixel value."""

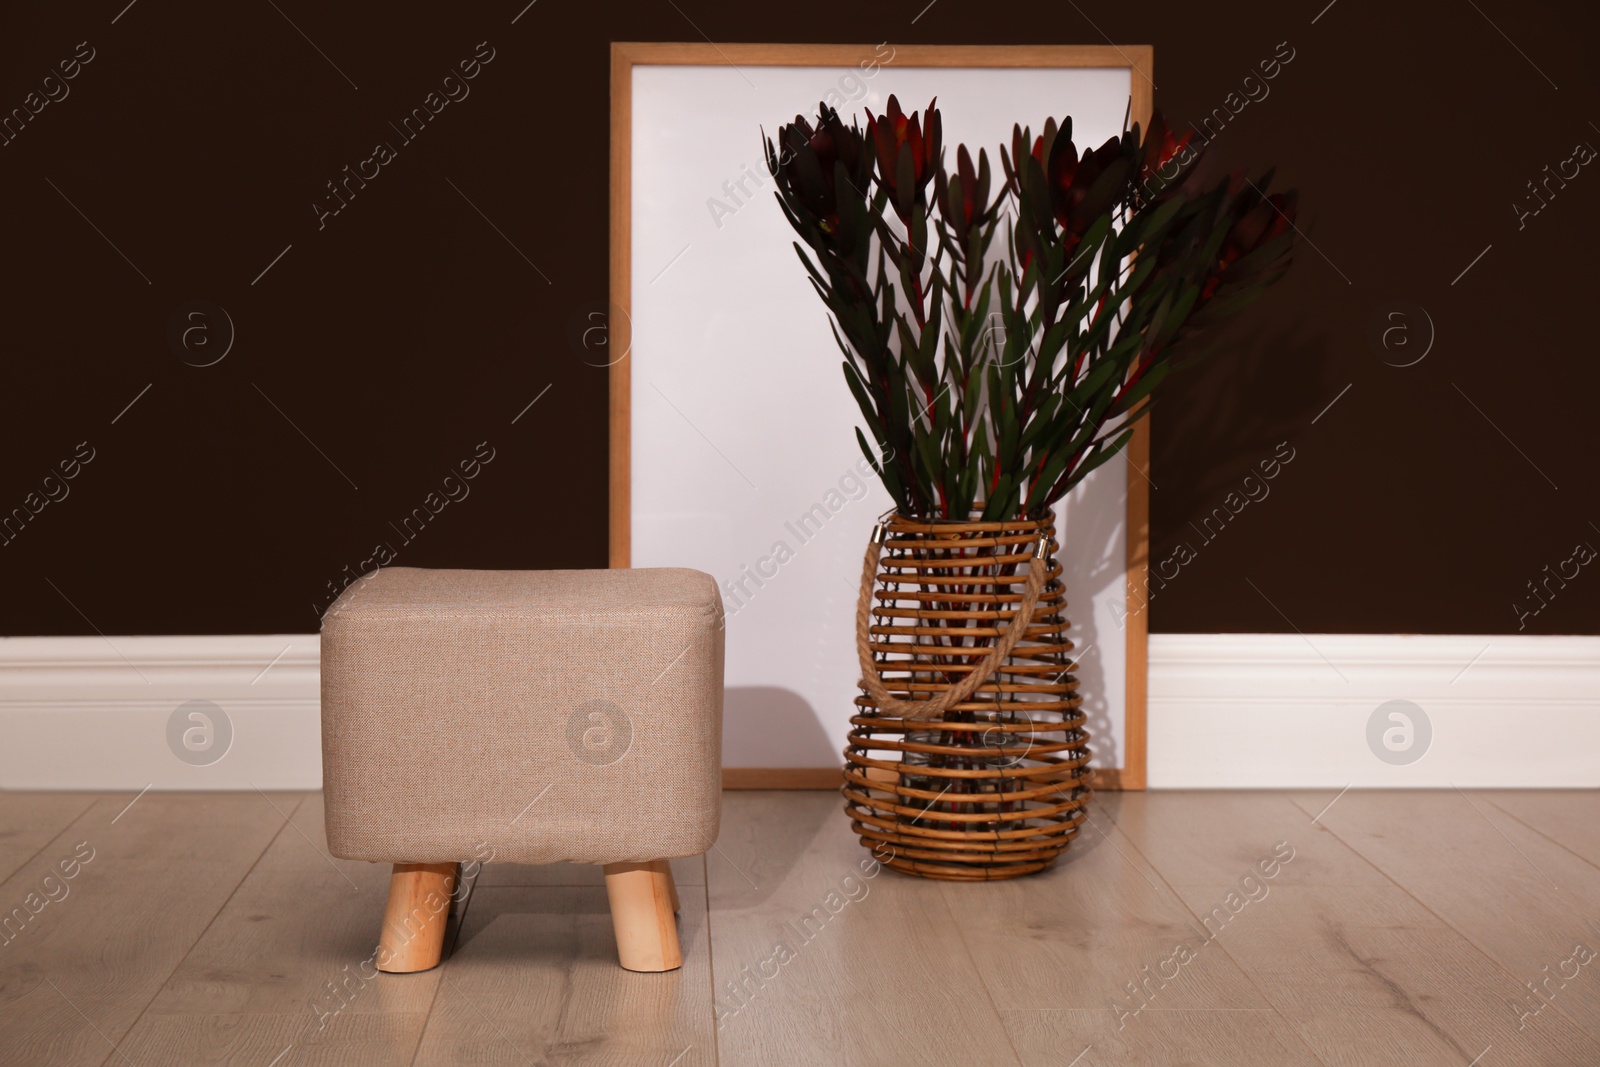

left=1150, top=321, right=1334, bottom=546
left=1057, top=462, right=1126, bottom=771
left=723, top=685, right=838, bottom=770
left=1053, top=322, right=1332, bottom=763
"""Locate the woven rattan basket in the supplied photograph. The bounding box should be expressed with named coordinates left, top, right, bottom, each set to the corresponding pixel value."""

left=843, top=512, right=1091, bottom=880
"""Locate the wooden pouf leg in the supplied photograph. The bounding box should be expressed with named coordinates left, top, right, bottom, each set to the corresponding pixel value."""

left=377, top=862, right=458, bottom=974
left=603, top=860, right=682, bottom=972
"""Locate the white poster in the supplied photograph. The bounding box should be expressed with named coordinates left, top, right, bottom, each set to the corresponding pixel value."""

left=629, top=60, right=1135, bottom=770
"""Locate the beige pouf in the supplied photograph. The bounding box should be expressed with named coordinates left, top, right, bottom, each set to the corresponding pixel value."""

left=319, top=566, right=724, bottom=972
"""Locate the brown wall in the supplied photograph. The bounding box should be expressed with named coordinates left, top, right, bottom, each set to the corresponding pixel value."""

left=0, top=1, right=1594, bottom=636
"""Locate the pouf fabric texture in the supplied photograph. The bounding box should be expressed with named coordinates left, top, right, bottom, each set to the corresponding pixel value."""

left=320, top=567, right=724, bottom=866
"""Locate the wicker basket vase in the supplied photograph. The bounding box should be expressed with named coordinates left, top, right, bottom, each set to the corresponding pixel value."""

left=843, top=512, right=1091, bottom=881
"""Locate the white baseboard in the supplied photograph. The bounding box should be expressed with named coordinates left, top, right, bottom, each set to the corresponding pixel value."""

left=1148, top=633, right=1600, bottom=788
left=2, top=633, right=1595, bottom=790
left=0, top=635, right=322, bottom=791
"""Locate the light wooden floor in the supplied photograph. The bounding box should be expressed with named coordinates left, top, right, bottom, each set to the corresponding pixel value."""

left=1, top=789, right=1597, bottom=1065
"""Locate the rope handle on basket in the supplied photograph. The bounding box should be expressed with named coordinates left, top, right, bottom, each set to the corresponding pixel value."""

left=854, top=521, right=1051, bottom=722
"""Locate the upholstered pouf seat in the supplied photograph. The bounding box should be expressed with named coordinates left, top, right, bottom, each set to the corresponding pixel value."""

left=319, top=566, right=724, bottom=972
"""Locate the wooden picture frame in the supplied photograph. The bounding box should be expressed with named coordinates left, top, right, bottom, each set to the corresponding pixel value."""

left=610, top=42, right=1152, bottom=790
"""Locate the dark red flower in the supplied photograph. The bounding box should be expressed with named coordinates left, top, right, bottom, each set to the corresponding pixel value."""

left=767, top=102, right=872, bottom=244
left=1046, top=123, right=1128, bottom=238
left=934, top=143, right=992, bottom=237
left=1136, top=111, right=1195, bottom=199
left=865, top=95, right=941, bottom=223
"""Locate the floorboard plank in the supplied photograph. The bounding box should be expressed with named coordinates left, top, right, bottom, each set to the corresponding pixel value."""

left=411, top=884, right=716, bottom=1066
left=144, top=793, right=438, bottom=1022
left=0, top=792, right=98, bottom=887
left=1289, top=790, right=1600, bottom=1045
left=1484, top=790, right=1600, bottom=871
left=706, top=791, right=1025, bottom=1066
left=1104, top=791, right=1389, bottom=887
left=1001, top=1008, right=1324, bottom=1067
left=0, top=793, right=294, bottom=1067
left=1170, top=883, right=1600, bottom=1066
left=937, top=796, right=1271, bottom=1017
left=114, top=1011, right=428, bottom=1066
